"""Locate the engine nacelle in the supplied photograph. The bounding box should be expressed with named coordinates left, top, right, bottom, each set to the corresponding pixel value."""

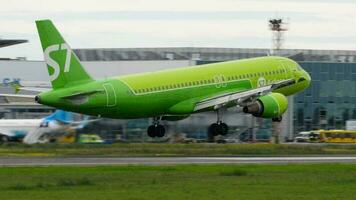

left=243, top=93, right=288, bottom=118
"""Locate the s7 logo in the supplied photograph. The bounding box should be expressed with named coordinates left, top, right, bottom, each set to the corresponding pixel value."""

left=44, top=43, right=71, bottom=81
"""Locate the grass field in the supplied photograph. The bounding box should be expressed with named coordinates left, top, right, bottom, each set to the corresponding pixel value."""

left=0, top=164, right=355, bottom=200
left=1, top=143, right=356, bottom=157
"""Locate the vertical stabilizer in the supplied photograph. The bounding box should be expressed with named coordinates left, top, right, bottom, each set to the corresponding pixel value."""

left=36, top=19, right=93, bottom=89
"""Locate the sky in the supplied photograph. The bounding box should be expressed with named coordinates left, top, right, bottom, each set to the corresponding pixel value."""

left=1, top=0, right=356, bottom=60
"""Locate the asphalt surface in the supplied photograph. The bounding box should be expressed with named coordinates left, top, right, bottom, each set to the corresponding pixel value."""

left=1, top=156, right=356, bottom=166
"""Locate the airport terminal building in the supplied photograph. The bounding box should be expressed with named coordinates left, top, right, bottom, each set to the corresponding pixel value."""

left=1, top=47, right=356, bottom=142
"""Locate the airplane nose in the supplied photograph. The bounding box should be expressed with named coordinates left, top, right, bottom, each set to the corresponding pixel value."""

left=295, top=70, right=311, bottom=89
left=305, top=70, right=311, bottom=82
left=302, top=70, right=311, bottom=88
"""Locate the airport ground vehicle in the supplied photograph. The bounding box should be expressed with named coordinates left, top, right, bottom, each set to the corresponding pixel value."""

left=294, top=131, right=321, bottom=143
left=319, top=130, right=356, bottom=143
left=78, top=134, right=104, bottom=144
left=294, top=130, right=356, bottom=143
left=294, top=131, right=312, bottom=142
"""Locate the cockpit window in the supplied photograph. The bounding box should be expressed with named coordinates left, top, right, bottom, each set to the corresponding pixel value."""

left=298, top=77, right=306, bottom=82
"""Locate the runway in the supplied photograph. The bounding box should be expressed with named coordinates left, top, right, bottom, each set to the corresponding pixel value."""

left=1, top=156, right=356, bottom=166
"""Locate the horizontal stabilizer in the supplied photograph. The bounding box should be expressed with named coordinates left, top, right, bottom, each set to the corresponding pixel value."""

left=19, top=87, right=50, bottom=93
left=60, top=90, right=104, bottom=105
left=0, top=94, right=36, bottom=103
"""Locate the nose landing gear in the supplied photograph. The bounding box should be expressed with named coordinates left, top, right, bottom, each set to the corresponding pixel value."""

left=272, top=116, right=282, bottom=122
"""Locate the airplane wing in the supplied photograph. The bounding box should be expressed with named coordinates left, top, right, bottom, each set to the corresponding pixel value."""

left=55, top=118, right=100, bottom=130
left=0, top=94, right=36, bottom=103
left=194, top=79, right=295, bottom=112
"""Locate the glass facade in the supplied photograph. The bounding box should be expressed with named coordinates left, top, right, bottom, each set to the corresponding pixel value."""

left=295, top=62, right=356, bottom=132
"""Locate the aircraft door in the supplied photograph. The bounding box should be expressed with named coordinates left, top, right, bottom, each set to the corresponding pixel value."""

left=103, top=83, right=117, bottom=107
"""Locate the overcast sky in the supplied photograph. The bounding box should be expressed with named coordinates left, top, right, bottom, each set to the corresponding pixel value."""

left=1, top=0, right=356, bottom=60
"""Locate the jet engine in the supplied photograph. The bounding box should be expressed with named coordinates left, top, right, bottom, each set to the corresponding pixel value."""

left=243, top=93, right=288, bottom=118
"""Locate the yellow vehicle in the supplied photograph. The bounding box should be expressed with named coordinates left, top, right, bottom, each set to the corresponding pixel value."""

left=57, top=132, right=77, bottom=144
left=319, top=130, right=356, bottom=143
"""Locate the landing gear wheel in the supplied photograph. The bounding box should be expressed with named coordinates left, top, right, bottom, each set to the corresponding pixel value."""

left=272, top=116, right=283, bottom=122
left=156, top=125, right=165, bottom=137
left=147, top=124, right=166, bottom=138
left=0, top=135, right=9, bottom=142
left=218, top=123, right=229, bottom=136
left=209, top=123, right=219, bottom=136
left=208, top=122, right=229, bottom=136
left=147, top=125, right=156, bottom=137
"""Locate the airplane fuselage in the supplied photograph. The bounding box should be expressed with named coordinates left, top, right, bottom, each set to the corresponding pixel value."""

left=37, top=56, right=310, bottom=119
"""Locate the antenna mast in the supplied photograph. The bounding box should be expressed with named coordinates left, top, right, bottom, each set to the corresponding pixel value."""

left=268, top=18, right=288, bottom=55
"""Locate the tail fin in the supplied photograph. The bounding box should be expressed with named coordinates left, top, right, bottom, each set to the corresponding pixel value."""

left=45, top=110, right=74, bottom=123
left=36, top=19, right=93, bottom=89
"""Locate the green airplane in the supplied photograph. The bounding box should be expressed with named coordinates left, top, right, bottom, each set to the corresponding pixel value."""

left=7, top=20, right=311, bottom=137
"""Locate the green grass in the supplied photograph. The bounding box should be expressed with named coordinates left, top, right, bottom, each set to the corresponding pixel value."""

left=0, top=164, right=356, bottom=199
left=1, top=143, right=356, bottom=157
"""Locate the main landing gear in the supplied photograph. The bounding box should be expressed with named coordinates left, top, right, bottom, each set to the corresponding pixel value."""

left=147, top=117, right=166, bottom=138
left=272, top=116, right=282, bottom=122
left=208, top=109, right=229, bottom=136
left=208, top=122, right=229, bottom=136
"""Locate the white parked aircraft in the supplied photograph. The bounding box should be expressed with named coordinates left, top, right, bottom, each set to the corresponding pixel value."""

left=0, top=110, right=95, bottom=144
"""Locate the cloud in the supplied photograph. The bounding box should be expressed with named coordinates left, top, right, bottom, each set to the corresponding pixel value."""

left=1, top=0, right=356, bottom=60
left=1, top=0, right=356, bottom=14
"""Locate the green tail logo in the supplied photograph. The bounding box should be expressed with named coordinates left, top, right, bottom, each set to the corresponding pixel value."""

left=36, top=20, right=93, bottom=89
